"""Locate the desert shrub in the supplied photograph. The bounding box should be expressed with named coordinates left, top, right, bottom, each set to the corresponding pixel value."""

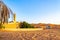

left=0, top=23, right=5, bottom=29
left=19, top=21, right=34, bottom=28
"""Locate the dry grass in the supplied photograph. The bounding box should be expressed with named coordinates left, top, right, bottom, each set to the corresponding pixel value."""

left=0, top=29, right=60, bottom=40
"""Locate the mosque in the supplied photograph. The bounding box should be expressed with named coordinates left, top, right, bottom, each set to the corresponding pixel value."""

left=0, top=1, right=20, bottom=29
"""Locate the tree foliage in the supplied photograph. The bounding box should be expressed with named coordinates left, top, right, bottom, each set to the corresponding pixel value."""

left=19, top=21, right=34, bottom=28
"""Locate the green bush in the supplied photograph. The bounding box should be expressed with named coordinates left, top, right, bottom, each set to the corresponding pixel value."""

left=0, top=23, right=5, bottom=29
left=19, top=21, right=34, bottom=28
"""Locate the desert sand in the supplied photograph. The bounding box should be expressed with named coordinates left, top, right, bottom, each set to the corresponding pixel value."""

left=0, top=29, right=60, bottom=40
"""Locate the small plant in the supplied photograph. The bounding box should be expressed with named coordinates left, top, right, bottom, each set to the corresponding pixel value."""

left=0, top=23, right=5, bottom=29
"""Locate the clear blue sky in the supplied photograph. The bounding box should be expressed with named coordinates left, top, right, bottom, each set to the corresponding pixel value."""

left=2, top=0, right=60, bottom=24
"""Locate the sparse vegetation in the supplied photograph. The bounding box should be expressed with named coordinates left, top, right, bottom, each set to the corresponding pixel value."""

left=19, top=21, right=34, bottom=28
left=0, top=23, right=5, bottom=29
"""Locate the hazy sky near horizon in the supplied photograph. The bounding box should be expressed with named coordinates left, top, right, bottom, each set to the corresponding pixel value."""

left=2, top=0, right=60, bottom=24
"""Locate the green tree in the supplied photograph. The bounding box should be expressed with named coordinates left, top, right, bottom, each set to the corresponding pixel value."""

left=19, top=21, right=34, bottom=28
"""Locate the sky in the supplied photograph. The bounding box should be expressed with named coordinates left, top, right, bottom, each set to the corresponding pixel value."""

left=2, top=0, right=60, bottom=24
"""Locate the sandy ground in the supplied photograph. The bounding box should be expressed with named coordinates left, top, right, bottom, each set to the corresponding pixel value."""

left=0, top=29, right=60, bottom=40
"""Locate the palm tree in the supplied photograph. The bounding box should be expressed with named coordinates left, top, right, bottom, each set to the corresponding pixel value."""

left=0, top=0, right=13, bottom=24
